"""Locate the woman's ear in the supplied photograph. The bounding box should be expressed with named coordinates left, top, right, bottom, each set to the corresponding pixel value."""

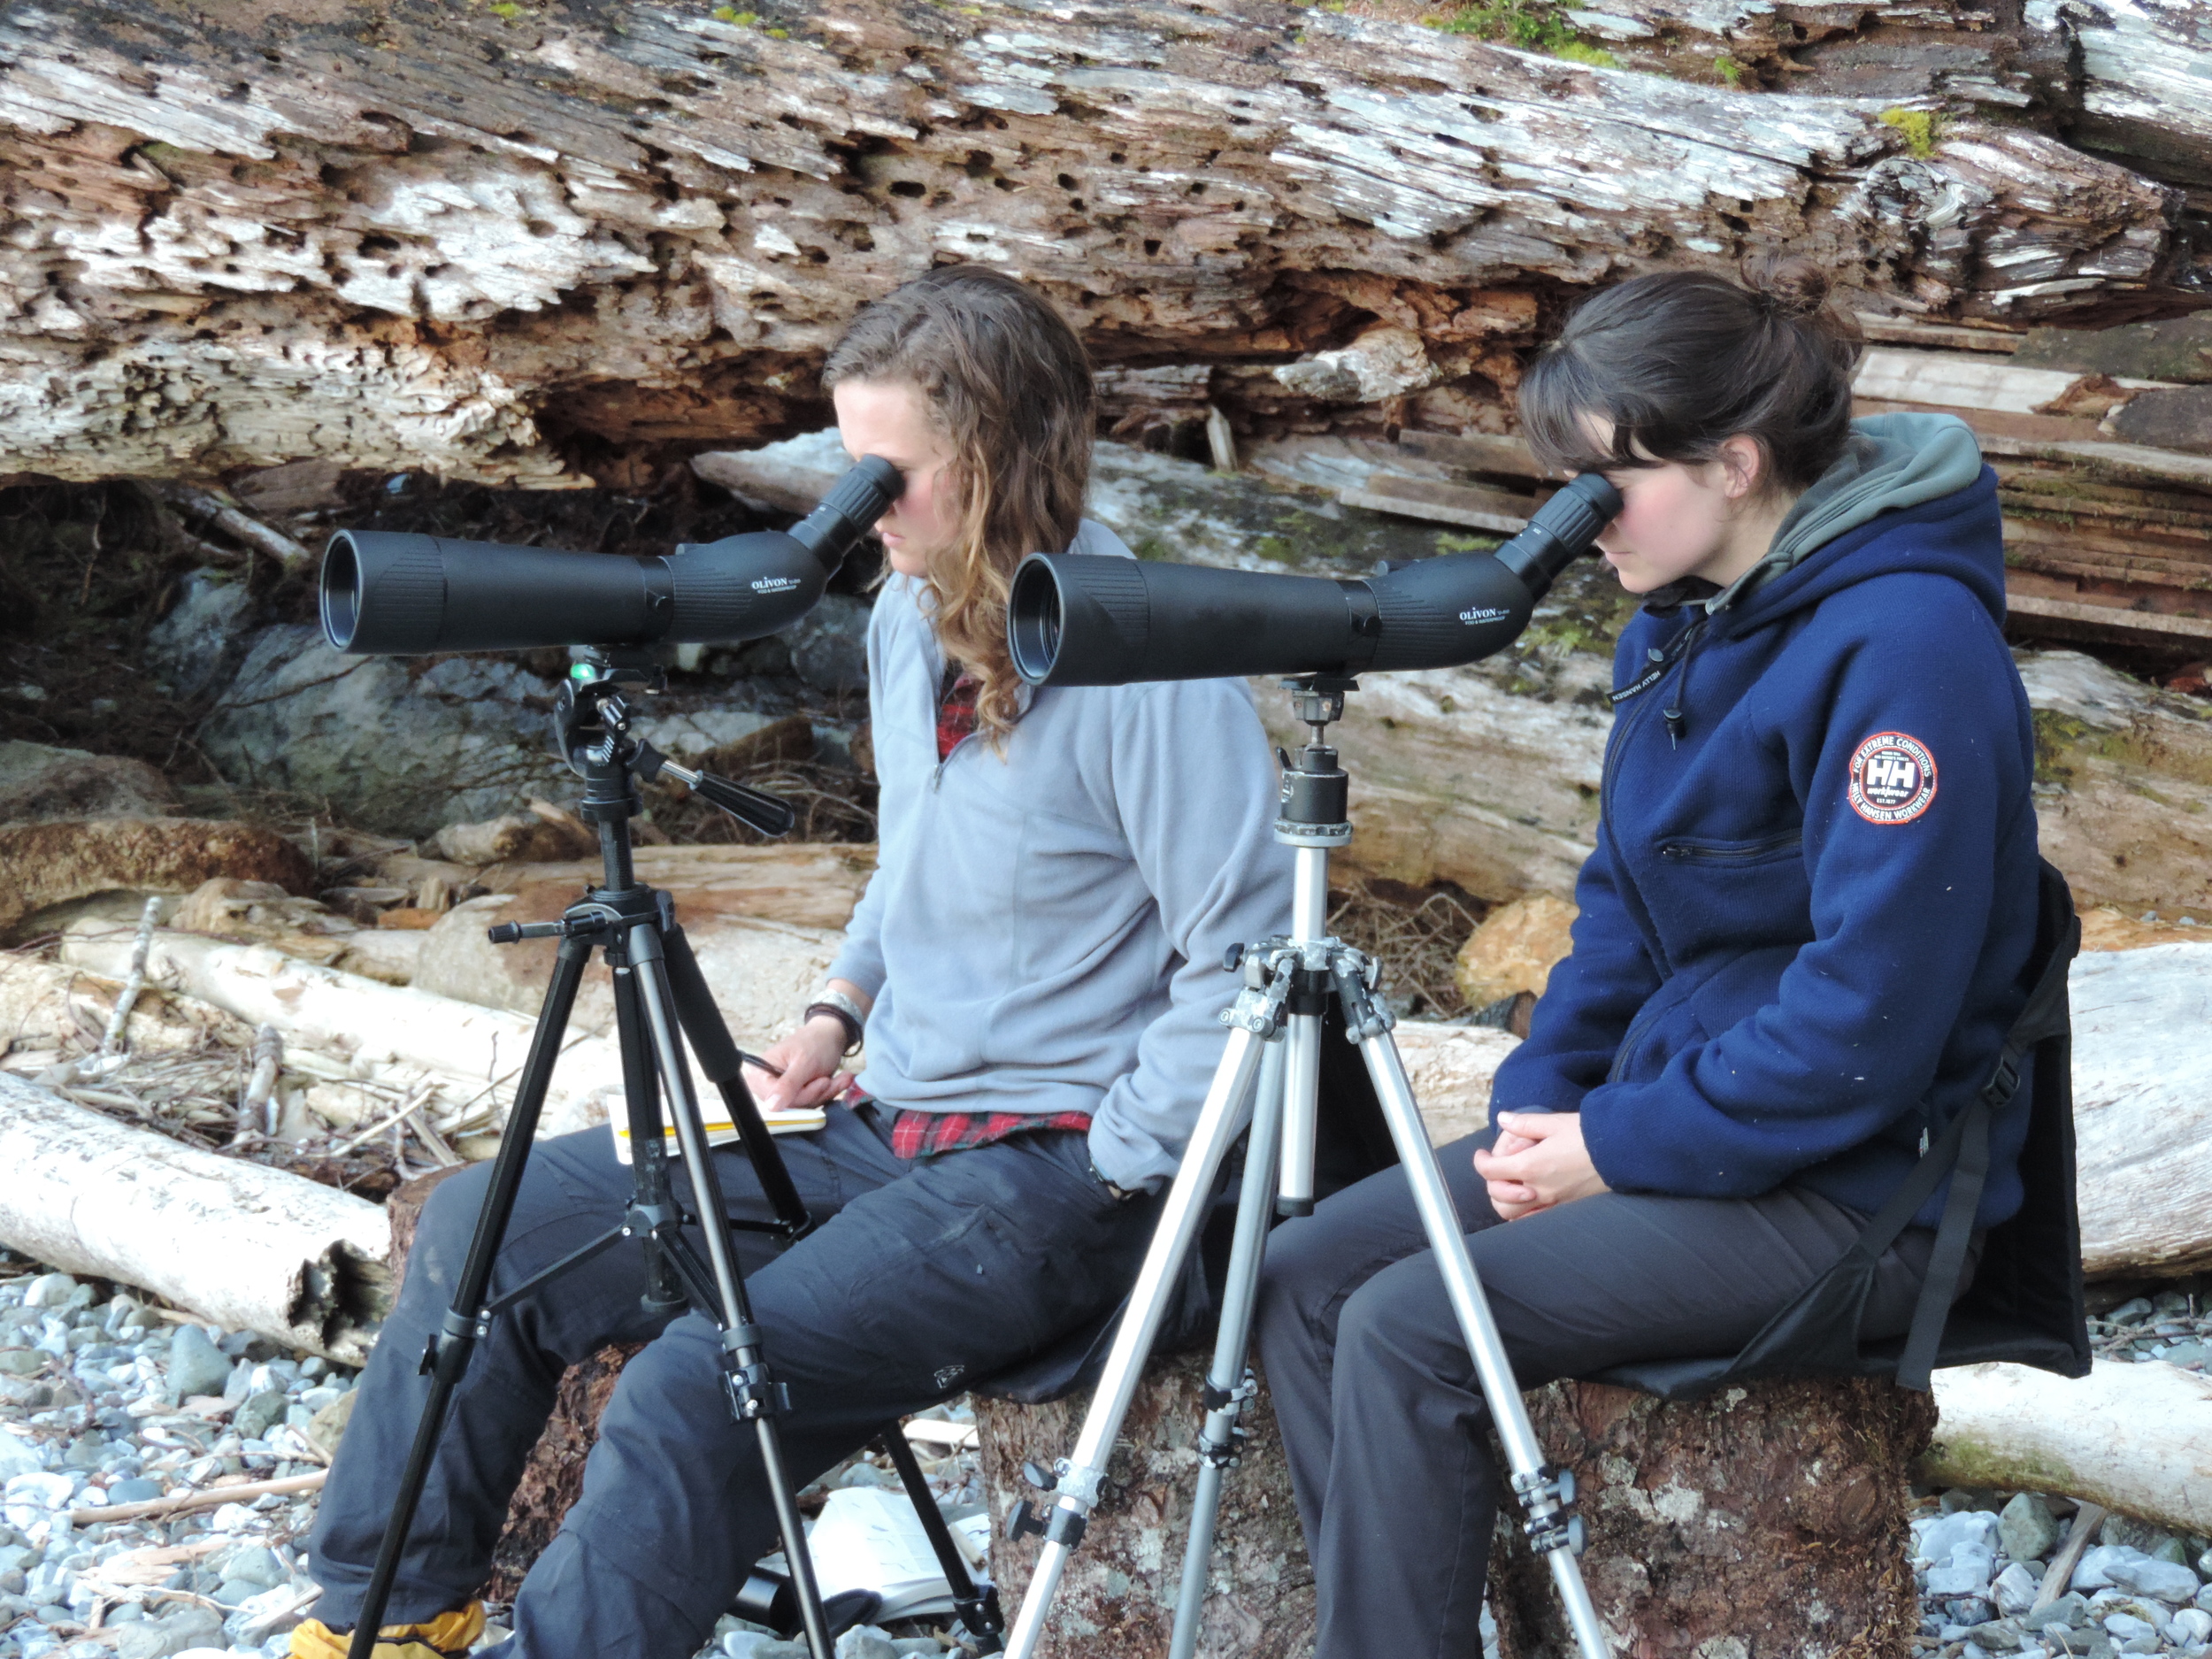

left=1717, top=434, right=1768, bottom=502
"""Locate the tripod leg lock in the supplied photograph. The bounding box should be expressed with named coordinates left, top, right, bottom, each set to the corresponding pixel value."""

left=1512, top=1465, right=1587, bottom=1555
left=419, top=1310, right=488, bottom=1379
left=717, top=1324, right=789, bottom=1420
left=1194, top=1425, right=1248, bottom=1469
left=954, top=1586, right=1006, bottom=1651
left=1006, top=1498, right=1088, bottom=1551
left=1199, top=1371, right=1258, bottom=1413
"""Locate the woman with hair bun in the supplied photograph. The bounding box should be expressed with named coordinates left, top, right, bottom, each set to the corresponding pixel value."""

left=297, top=266, right=1293, bottom=1659
left=1255, top=259, right=2047, bottom=1657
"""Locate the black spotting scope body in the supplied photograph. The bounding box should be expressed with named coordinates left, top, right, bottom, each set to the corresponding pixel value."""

left=320, top=456, right=902, bottom=655
left=1006, top=471, right=1622, bottom=687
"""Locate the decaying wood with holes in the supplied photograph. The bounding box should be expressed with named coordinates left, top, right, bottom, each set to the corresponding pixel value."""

left=0, top=1, right=2199, bottom=490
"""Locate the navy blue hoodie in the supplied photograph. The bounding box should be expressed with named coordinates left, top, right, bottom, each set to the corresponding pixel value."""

left=1489, top=415, right=2042, bottom=1231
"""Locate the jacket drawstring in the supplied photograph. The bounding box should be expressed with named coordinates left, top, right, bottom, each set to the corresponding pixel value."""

left=1663, top=616, right=1711, bottom=748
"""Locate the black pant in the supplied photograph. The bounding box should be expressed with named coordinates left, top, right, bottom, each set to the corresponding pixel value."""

left=1251, top=1131, right=1947, bottom=1659
left=307, top=1108, right=1162, bottom=1659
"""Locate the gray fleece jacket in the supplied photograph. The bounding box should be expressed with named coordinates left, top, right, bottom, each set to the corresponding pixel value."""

left=825, top=519, right=1294, bottom=1190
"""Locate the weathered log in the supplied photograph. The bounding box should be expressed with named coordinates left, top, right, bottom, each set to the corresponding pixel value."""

left=0, top=952, right=257, bottom=1060
left=1920, top=1358, right=2212, bottom=1539
left=0, top=1072, right=391, bottom=1363
left=58, top=923, right=629, bottom=1137
left=1488, top=1376, right=1936, bottom=1659
left=0, top=2, right=2193, bottom=488
left=0, top=818, right=314, bottom=935
left=2069, top=941, right=2212, bottom=1279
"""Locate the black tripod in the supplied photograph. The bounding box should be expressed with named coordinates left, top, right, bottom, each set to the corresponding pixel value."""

left=348, top=648, right=1004, bottom=1659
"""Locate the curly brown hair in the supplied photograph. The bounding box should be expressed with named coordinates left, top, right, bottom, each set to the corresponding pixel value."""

left=823, top=266, right=1094, bottom=744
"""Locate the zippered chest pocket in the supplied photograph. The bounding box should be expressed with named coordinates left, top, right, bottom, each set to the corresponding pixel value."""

left=1657, top=829, right=1804, bottom=866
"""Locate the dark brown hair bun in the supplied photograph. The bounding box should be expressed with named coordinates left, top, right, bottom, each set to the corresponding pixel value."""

left=1519, top=263, right=1864, bottom=495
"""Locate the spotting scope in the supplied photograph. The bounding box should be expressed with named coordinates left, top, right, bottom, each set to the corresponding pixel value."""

left=1008, top=471, right=1621, bottom=686
left=319, top=456, right=902, bottom=655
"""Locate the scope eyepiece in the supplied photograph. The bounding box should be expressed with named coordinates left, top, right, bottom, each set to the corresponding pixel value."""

left=1007, top=471, right=1621, bottom=687
left=320, top=454, right=905, bottom=657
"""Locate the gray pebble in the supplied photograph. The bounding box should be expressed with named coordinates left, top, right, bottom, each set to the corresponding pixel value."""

left=115, top=1606, right=227, bottom=1659
left=833, top=1630, right=897, bottom=1659
left=165, top=1328, right=231, bottom=1402
left=2001, top=1494, right=2062, bottom=1563
left=233, top=1394, right=287, bottom=1443
left=221, top=1548, right=284, bottom=1592
left=108, top=1479, right=162, bottom=1504
left=2040, top=1594, right=2094, bottom=1630
left=20, top=1276, right=75, bottom=1311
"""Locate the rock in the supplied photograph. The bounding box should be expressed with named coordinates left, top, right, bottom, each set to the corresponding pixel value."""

left=2004, top=1493, right=2064, bottom=1563
left=2108, top=1555, right=2204, bottom=1604
left=786, top=595, right=871, bottom=695
left=0, top=1437, right=39, bottom=1480
left=198, top=626, right=573, bottom=841
left=232, top=1392, right=287, bottom=1441
left=426, top=803, right=598, bottom=866
left=21, top=1274, right=77, bottom=1310
left=832, top=1629, right=897, bottom=1659
left=2173, top=1607, right=2212, bottom=1643
left=145, top=571, right=257, bottom=703
left=305, top=1387, right=358, bottom=1462
left=0, top=741, right=177, bottom=825
left=106, top=1479, right=160, bottom=1503
left=1931, top=1547, right=2001, bottom=1597
left=1995, top=1562, right=2042, bottom=1617
left=0, top=818, right=314, bottom=935
left=2103, top=1613, right=2159, bottom=1643
left=1922, top=1510, right=2005, bottom=1564
left=2039, top=1594, right=2095, bottom=1630
left=1967, top=1619, right=2026, bottom=1651
left=115, top=1606, right=227, bottom=1659
left=165, top=1326, right=233, bottom=1403
left=2020, top=651, right=2212, bottom=921
left=1454, top=892, right=1578, bottom=1008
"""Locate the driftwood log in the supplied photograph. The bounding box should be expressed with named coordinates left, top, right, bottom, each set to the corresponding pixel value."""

left=0, top=2, right=2198, bottom=490
left=1921, top=1358, right=2212, bottom=1540
left=0, top=1072, right=392, bottom=1363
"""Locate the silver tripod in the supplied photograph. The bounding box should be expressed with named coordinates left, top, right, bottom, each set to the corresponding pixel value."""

left=1001, top=677, right=1609, bottom=1659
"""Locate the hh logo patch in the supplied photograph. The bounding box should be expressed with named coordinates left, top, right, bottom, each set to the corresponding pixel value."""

left=1848, top=732, right=1938, bottom=825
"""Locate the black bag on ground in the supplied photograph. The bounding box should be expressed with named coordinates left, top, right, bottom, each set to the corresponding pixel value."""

left=1593, top=858, right=2091, bottom=1401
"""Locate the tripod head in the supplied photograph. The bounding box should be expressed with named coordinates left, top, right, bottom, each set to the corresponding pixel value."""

left=1273, top=676, right=1356, bottom=851
left=553, top=648, right=795, bottom=883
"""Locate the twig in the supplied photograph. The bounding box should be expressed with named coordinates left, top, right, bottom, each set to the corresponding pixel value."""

left=328, top=1082, right=435, bottom=1156
left=65, top=1469, right=327, bottom=1526
left=238, top=1024, right=282, bottom=1140
left=160, top=485, right=312, bottom=572
left=93, top=898, right=161, bottom=1062
left=2032, top=1500, right=2106, bottom=1613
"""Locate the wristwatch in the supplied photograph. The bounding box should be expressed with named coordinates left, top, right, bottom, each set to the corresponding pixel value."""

left=1088, top=1157, right=1142, bottom=1202
left=803, top=987, right=867, bottom=1056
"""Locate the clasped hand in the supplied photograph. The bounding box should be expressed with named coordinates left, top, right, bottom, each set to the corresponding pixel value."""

left=1471, top=1110, right=1610, bottom=1222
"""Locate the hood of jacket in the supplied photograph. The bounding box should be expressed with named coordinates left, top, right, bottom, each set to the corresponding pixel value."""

left=1701, top=412, right=1995, bottom=626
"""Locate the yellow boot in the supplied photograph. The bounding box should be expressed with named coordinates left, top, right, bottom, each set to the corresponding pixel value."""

left=289, top=1602, right=488, bottom=1659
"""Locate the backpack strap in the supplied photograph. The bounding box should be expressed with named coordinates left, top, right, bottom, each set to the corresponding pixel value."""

left=1891, top=870, right=2078, bottom=1391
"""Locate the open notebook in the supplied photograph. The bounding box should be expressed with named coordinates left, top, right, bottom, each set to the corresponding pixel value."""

left=609, top=1099, right=826, bottom=1164
left=755, top=1486, right=993, bottom=1623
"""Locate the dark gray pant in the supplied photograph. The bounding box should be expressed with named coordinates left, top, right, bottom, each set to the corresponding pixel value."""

left=1251, top=1131, right=1948, bottom=1659
left=308, top=1108, right=1161, bottom=1659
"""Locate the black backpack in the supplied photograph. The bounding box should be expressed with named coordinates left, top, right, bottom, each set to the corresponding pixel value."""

left=1594, top=857, right=2092, bottom=1399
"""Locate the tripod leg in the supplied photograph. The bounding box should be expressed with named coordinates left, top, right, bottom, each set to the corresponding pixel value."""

left=876, top=1427, right=1003, bottom=1653
left=1167, top=1038, right=1286, bottom=1659
left=1002, top=1023, right=1270, bottom=1659
left=626, top=925, right=836, bottom=1659
left=344, top=933, right=594, bottom=1659
left=612, top=959, right=687, bottom=1314
left=661, top=922, right=810, bottom=1236
left=1342, top=995, right=1611, bottom=1659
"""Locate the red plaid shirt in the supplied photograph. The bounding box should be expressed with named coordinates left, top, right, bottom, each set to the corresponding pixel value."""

left=880, top=666, right=1092, bottom=1161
